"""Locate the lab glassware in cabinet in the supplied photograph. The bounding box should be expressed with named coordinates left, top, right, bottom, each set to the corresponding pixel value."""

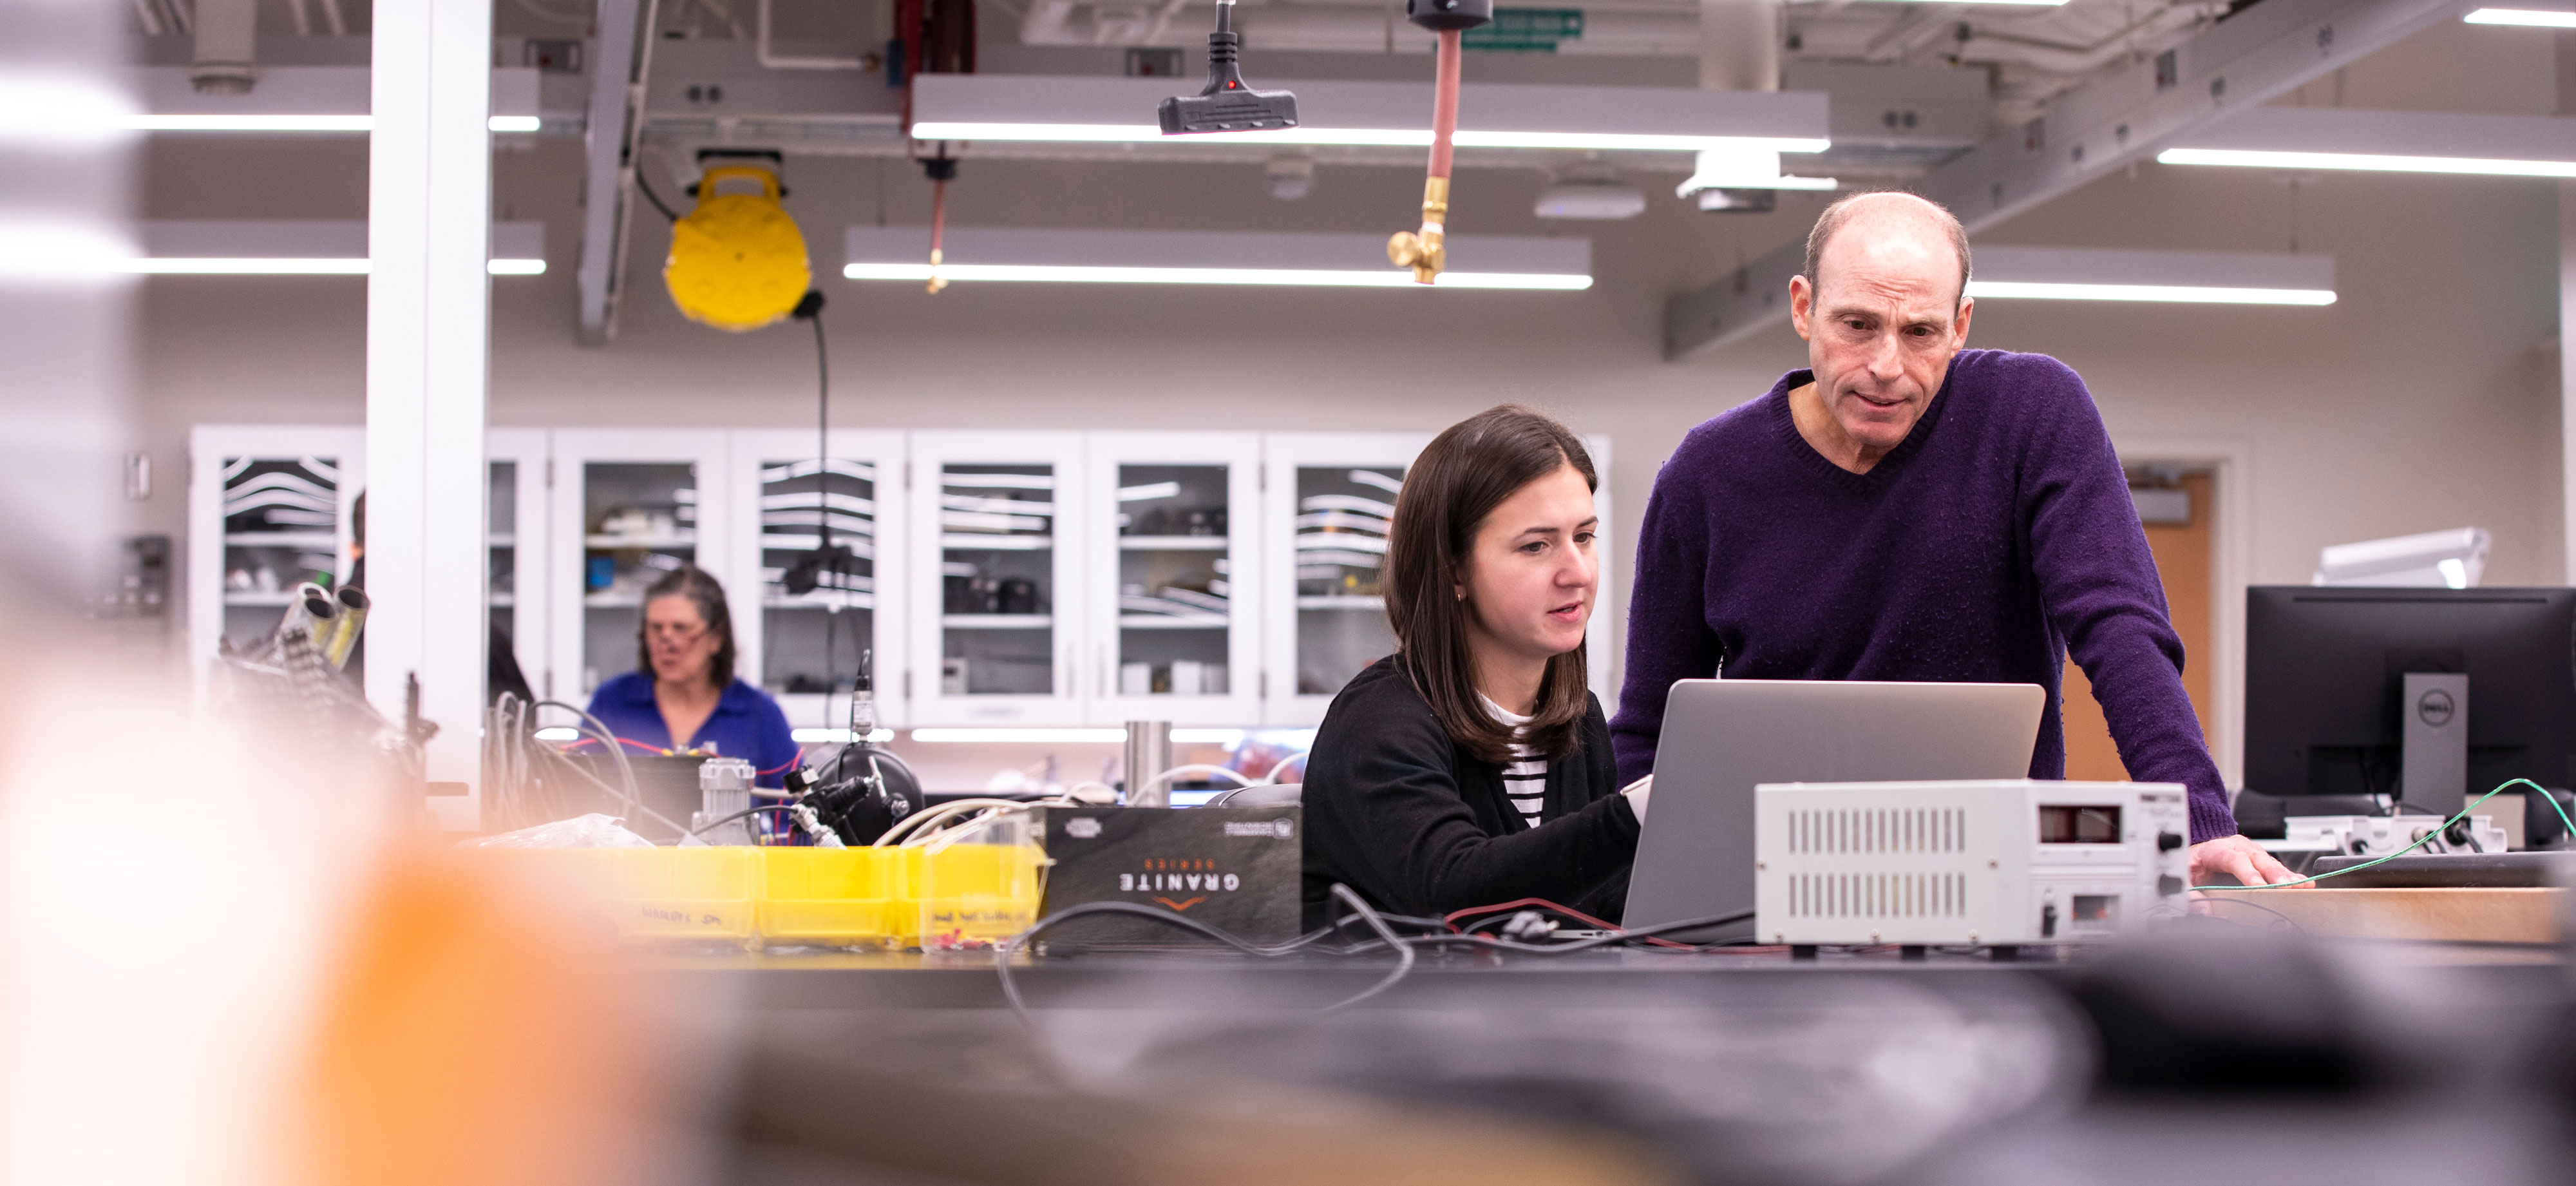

left=1086, top=432, right=1262, bottom=725
left=728, top=430, right=907, bottom=730
left=549, top=430, right=732, bottom=698
left=908, top=432, right=1084, bottom=724
left=187, top=425, right=365, bottom=692
left=1260, top=432, right=1428, bottom=725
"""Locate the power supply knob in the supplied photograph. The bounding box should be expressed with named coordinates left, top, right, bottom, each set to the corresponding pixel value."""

left=2157, top=831, right=2184, bottom=852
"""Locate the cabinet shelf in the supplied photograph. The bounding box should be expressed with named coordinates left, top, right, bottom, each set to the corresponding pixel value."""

left=940, top=533, right=1052, bottom=551
left=225, top=531, right=336, bottom=548
left=584, top=593, right=643, bottom=608
left=585, top=532, right=696, bottom=550
left=942, top=613, right=1052, bottom=629
left=1296, top=595, right=1386, bottom=611
left=766, top=593, right=878, bottom=610
left=1119, top=615, right=1228, bottom=629
left=223, top=591, right=298, bottom=607
left=1119, top=535, right=1228, bottom=551
left=489, top=593, right=515, bottom=607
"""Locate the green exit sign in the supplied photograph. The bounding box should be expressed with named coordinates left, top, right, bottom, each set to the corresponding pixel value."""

left=1463, top=7, right=1584, bottom=52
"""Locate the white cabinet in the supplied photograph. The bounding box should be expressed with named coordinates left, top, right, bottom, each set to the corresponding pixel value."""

left=1260, top=432, right=1430, bottom=725
left=906, top=431, right=1087, bottom=725
left=1083, top=432, right=1264, bottom=725
left=191, top=425, right=1615, bottom=727
left=187, top=425, right=366, bottom=689
left=549, top=430, right=735, bottom=700
left=486, top=428, right=551, bottom=698
left=726, top=429, right=909, bottom=730
left=1256, top=430, right=1616, bottom=725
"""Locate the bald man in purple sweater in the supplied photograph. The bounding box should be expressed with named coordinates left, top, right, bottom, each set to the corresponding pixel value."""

left=1612, top=192, right=2298, bottom=889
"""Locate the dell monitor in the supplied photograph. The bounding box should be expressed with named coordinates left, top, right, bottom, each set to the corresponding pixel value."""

left=2242, top=586, right=2576, bottom=827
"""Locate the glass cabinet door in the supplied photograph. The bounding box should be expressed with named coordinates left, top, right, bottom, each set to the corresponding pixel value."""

left=549, top=430, right=732, bottom=700
left=908, top=432, right=1084, bottom=724
left=187, top=426, right=365, bottom=690
left=1260, top=432, right=1429, bottom=725
left=728, top=430, right=907, bottom=731
left=1086, top=432, right=1261, bottom=725
left=486, top=428, right=551, bottom=700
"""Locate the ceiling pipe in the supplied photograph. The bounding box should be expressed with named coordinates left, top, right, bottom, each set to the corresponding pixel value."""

left=1700, top=0, right=1782, bottom=91
left=191, top=0, right=259, bottom=95
left=759, top=0, right=870, bottom=69
left=1019, top=3, right=1697, bottom=53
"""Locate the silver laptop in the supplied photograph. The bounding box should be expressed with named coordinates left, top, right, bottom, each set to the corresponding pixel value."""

left=1622, top=679, right=2045, bottom=941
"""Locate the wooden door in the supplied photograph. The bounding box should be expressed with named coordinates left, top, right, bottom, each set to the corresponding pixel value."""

left=2063, top=472, right=2215, bottom=780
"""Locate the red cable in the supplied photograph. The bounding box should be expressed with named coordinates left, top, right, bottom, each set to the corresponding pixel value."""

left=1428, top=28, right=1461, bottom=182
left=757, top=747, right=806, bottom=777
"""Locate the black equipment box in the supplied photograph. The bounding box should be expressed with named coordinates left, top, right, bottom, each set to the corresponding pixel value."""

left=1033, top=806, right=1302, bottom=946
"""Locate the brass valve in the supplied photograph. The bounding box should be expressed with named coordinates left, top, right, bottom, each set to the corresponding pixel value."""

left=1386, top=177, right=1450, bottom=285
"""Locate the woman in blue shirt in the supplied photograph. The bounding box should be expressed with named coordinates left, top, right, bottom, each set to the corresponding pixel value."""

left=583, top=565, right=800, bottom=789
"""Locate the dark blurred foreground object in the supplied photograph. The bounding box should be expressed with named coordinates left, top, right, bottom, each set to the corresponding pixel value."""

left=725, top=1024, right=1675, bottom=1186
left=2072, top=921, right=2383, bottom=1095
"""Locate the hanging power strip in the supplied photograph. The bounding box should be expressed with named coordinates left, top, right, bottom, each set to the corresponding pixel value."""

left=1754, top=780, right=2191, bottom=948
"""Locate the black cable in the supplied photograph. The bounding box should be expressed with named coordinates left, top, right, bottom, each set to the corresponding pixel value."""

left=1327, top=884, right=1416, bottom=1011
left=2206, top=895, right=2308, bottom=935
left=635, top=168, right=680, bottom=222
left=994, top=895, right=1761, bottom=1029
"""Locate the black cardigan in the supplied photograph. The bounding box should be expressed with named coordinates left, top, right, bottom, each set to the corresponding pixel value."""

left=1300, top=655, right=1640, bottom=929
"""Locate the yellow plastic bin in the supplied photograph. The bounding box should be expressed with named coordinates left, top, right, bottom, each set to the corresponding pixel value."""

left=614, top=846, right=761, bottom=944
left=909, top=814, right=1045, bottom=951
left=758, top=847, right=906, bottom=948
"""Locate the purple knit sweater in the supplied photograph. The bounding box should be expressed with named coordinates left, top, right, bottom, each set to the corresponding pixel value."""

left=1609, top=349, right=2238, bottom=843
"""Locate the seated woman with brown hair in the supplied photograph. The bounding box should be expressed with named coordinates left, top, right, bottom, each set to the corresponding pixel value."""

left=1300, top=405, right=1645, bottom=928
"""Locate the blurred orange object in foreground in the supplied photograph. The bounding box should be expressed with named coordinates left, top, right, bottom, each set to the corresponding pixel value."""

left=296, top=845, right=670, bottom=1186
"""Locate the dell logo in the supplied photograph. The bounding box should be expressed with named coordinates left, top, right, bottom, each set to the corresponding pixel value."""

left=2417, top=689, right=2456, bottom=727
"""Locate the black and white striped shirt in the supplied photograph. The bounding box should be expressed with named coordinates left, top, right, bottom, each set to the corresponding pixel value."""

left=1482, top=696, right=1548, bottom=830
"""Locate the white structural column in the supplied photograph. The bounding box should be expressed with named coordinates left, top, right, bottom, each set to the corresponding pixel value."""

left=2561, top=35, right=2576, bottom=584
left=368, top=0, right=493, bottom=826
left=2561, top=183, right=2576, bottom=584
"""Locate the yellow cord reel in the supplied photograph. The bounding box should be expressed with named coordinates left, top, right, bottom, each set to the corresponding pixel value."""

left=664, top=164, right=810, bottom=332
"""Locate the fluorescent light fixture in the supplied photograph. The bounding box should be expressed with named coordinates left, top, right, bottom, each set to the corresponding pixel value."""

left=2157, top=146, right=2576, bottom=177
left=127, top=220, right=546, bottom=275
left=2159, top=108, right=2576, bottom=178
left=121, top=66, right=543, bottom=134
left=909, top=75, right=1828, bottom=155
left=909, top=728, right=1130, bottom=743
left=0, top=76, right=140, bottom=146
left=1966, top=280, right=2334, bottom=305
left=119, top=114, right=534, bottom=133
left=1966, top=245, right=2335, bottom=305
left=847, top=226, right=1591, bottom=291
left=791, top=727, right=896, bottom=743
left=535, top=727, right=577, bottom=741
left=1171, top=729, right=1244, bottom=745
left=2463, top=7, right=2576, bottom=25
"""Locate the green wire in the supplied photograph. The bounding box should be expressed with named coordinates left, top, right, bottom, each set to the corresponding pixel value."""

left=2192, top=777, right=2576, bottom=892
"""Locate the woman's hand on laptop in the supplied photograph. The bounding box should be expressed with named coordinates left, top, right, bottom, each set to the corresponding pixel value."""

left=2188, top=834, right=2302, bottom=888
